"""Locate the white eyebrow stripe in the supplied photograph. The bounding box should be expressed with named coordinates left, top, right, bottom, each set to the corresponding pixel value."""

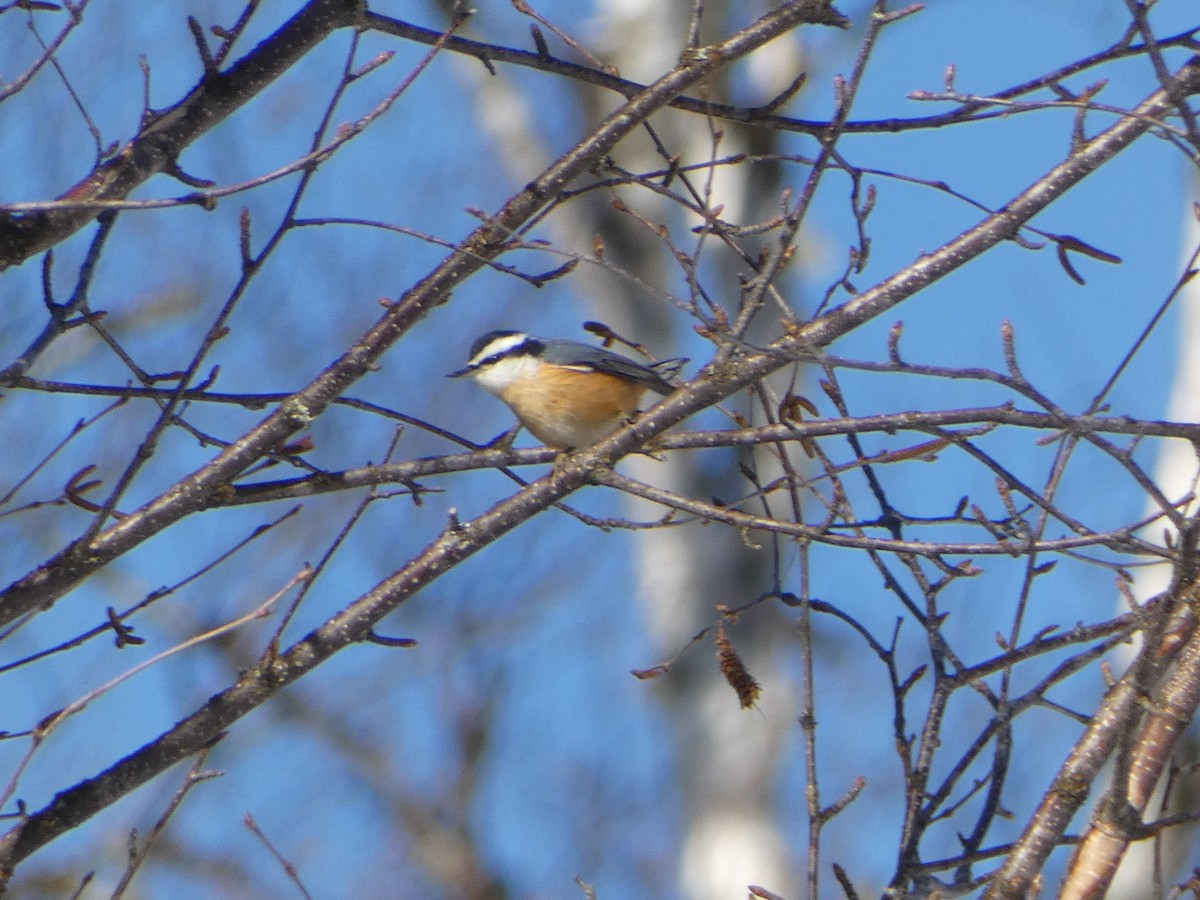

left=468, top=332, right=529, bottom=366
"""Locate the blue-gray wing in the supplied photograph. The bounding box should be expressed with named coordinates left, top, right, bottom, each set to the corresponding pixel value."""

left=542, top=340, right=686, bottom=395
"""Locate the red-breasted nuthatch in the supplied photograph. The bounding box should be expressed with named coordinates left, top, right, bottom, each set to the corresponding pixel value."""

left=449, top=329, right=687, bottom=449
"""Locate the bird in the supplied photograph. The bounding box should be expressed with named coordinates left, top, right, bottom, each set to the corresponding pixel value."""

left=448, top=329, right=687, bottom=449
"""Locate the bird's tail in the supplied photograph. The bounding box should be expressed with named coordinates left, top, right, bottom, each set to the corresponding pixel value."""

left=649, top=357, right=688, bottom=385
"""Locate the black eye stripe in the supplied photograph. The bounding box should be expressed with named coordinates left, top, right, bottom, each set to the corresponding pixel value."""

left=468, top=330, right=521, bottom=360
left=480, top=338, right=543, bottom=366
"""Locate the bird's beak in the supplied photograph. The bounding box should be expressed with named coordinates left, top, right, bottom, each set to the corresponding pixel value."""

left=447, top=366, right=473, bottom=379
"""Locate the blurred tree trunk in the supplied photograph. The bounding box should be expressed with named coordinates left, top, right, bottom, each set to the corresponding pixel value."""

left=457, top=4, right=809, bottom=894
left=1112, top=175, right=1200, bottom=897
left=582, top=6, right=807, bottom=896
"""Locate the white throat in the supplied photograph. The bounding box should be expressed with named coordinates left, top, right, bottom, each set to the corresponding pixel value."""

left=472, top=354, right=540, bottom=394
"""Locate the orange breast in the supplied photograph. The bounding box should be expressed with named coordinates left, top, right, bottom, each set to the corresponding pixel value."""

left=498, top=369, right=646, bottom=448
